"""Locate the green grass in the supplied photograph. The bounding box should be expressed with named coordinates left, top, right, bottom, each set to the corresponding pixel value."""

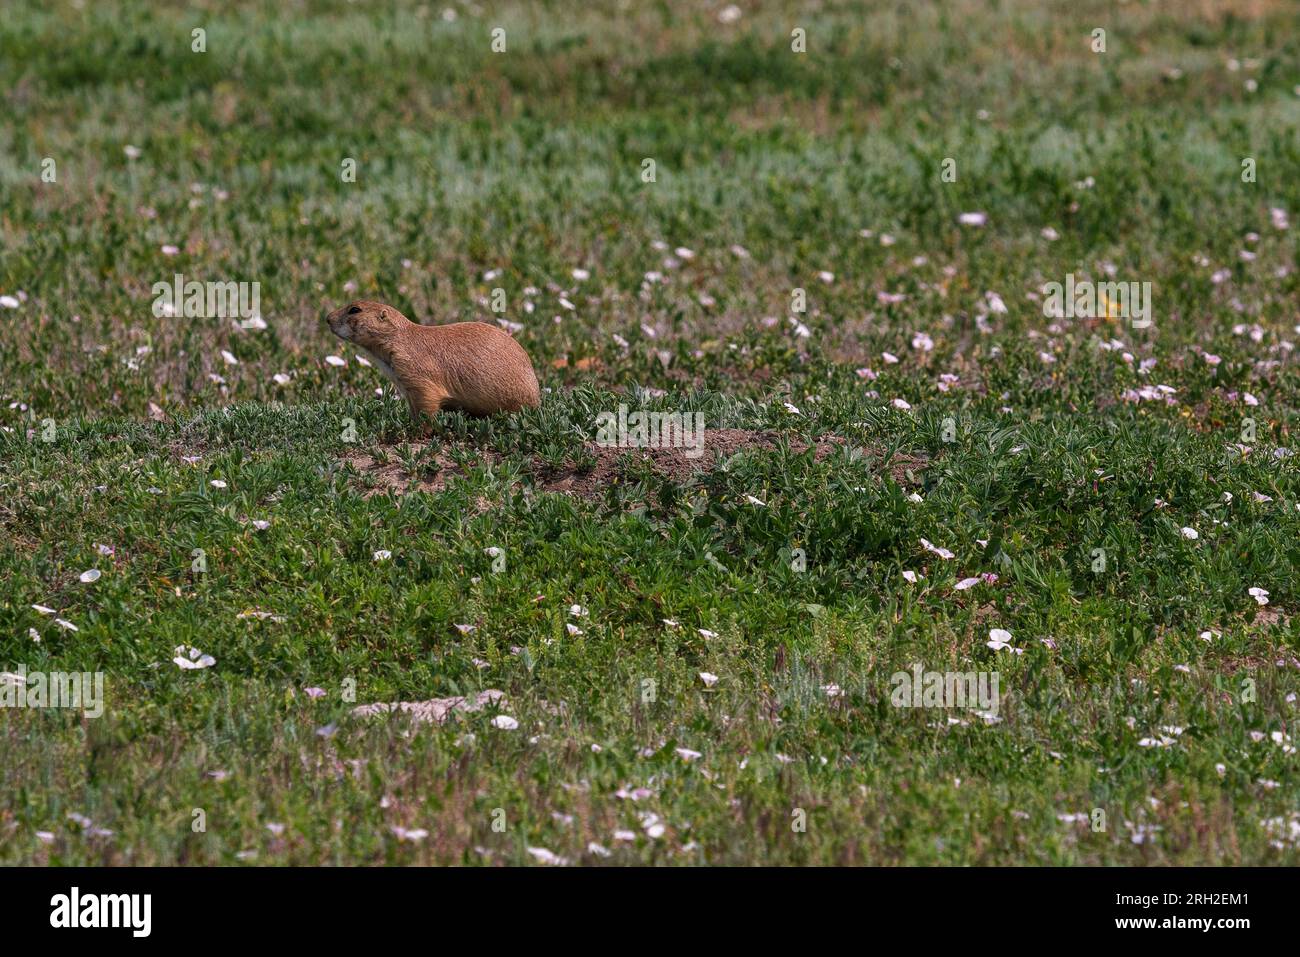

left=2, top=0, right=1300, bottom=864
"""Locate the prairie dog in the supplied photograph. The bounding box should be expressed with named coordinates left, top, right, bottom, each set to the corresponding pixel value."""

left=325, top=300, right=540, bottom=417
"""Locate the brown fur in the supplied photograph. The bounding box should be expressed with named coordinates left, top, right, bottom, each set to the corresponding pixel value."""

left=325, top=300, right=540, bottom=418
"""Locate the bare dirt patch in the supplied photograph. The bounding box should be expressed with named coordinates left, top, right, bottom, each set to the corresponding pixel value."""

left=340, top=429, right=928, bottom=504
left=532, top=429, right=926, bottom=500
left=340, top=444, right=494, bottom=497
left=1247, top=606, right=1291, bottom=631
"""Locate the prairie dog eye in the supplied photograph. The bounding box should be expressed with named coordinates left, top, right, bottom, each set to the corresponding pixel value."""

left=347, top=305, right=362, bottom=315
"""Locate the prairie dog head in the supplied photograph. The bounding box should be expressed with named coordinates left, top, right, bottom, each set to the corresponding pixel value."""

left=325, top=300, right=410, bottom=353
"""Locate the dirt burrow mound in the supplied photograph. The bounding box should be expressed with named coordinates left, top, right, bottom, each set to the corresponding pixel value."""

left=342, top=429, right=927, bottom=502
left=340, top=446, right=466, bottom=496
left=532, top=429, right=925, bottom=498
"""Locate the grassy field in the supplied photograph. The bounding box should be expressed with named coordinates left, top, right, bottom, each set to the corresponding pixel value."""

left=2, top=0, right=1300, bottom=865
